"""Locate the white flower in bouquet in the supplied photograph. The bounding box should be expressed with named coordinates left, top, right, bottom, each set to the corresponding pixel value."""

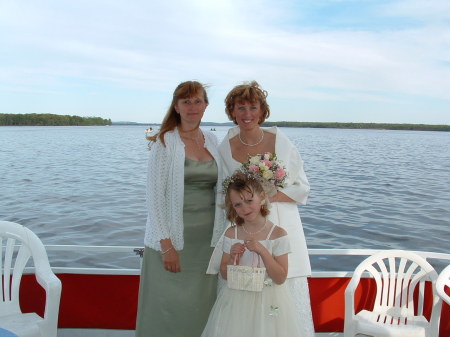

left=262, top=170, right=274, bottom=180
left=249, top=156, right=261, bottom=165
left=242, top=152, right=287, bottom=196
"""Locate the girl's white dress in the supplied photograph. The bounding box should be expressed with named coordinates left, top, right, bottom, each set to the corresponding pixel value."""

left=201, top=225, right=304, bottom=337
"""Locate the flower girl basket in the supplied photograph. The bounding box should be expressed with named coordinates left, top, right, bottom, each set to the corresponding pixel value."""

left=226, top=223, right=278, bottom=292
left=227, top=252, right=266, bottom=292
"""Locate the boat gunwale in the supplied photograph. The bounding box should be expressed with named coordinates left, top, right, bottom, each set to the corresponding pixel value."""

left=17, top=246, right=450, bottom=275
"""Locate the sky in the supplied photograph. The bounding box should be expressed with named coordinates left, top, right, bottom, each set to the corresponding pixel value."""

left=1, top=0, right=450, bottom=125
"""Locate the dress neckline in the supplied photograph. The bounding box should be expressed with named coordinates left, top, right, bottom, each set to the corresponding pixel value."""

left=228, top=236, right=287, bottom=243
left=185, top=157, right=215, bottom=163
left=230, top=156, right=242, bottom=165
left=228, top=126, right=278, bottom=164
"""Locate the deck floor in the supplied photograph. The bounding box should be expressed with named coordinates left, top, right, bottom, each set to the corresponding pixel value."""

left=58, top=329, right=344, bottom=337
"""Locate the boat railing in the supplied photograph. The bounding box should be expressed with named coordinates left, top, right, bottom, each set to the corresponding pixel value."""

left=308, top=248, right=450, bottom=277
left=20, top=246, right=450, bottom=276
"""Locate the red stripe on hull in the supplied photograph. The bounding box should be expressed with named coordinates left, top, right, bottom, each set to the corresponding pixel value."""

left=20, top=274, right=450, bottom=335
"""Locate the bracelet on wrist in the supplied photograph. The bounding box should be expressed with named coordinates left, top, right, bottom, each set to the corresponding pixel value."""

left=161, top=246, right=174, bottom=255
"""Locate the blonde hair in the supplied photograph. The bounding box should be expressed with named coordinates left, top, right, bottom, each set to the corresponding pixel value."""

left=224, top=81, right=270, bottom=125
left=224, top=171, right=269, bottom=226
left=147, top=81, right=209, bottom=146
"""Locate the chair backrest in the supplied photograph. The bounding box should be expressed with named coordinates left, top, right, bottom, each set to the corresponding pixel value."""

left=436, top=264, right=450, bottom=305
left=0, top=220, right=53, bottom=316
left=353, top=249, right=441, bottom=323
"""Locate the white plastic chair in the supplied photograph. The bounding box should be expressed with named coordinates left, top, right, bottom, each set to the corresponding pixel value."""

left=436, top=264, right=450, bottom=306
left=0, top=221, right=62, bottom=337
left=344, top=249, right=441, bottom=337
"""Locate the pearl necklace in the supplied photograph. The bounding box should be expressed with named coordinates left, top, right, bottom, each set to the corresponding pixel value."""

left=242, top=218, right=267, bottom=235
left=238, top=129, right=264, bottom=147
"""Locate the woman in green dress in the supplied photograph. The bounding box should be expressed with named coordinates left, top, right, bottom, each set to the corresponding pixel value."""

left=136, top=81, right=221, bottom=337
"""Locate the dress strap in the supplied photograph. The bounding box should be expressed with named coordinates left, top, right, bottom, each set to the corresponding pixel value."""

left=234, top=225, right=238, bottom=239
left=265, top=223, right=277, bottom=240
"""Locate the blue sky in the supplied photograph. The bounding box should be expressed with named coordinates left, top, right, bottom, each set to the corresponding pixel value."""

left=1, top=0, right=450, bottom=124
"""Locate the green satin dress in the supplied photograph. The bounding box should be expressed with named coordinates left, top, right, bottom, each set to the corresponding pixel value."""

left=136, top=158, right=218, bottom=337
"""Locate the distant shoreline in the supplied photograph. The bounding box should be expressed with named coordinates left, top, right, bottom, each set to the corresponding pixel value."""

left=114, top=121, right=450, bottom=132
left=1, top=113, right=448, bottom=131
left=0, top=113, right=111, bottom=126
left=262, top=121, right=450, bottom=132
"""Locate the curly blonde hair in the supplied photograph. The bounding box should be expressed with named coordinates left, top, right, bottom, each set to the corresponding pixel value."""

left=147, top=81, right=209, bottom=146
left=224, top=81, right=270, bottom=125
left=224, top=170, right=269, bottom=226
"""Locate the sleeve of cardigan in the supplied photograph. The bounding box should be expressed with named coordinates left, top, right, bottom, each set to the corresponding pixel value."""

left=278, top=133, right=310, bottom=205
left=146, top=139, right=171, bottom=243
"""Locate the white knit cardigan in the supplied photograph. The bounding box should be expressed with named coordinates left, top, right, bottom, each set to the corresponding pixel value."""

left=144, top=127, right=221, bottom=251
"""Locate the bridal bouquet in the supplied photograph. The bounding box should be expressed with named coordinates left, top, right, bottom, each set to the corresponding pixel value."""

left=242, top=152, right=287, bottom=192
left=222, top=152, right=287, bottom=197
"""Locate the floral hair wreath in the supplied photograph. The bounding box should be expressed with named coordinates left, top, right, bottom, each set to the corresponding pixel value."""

left=222, top=170, right=259, bottom=193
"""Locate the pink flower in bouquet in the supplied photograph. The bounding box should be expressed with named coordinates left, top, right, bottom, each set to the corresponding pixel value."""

left=275, top=168, right=286, bottom=180
left=249, top=165, right=259, bottom=172
left=263, top=159, right=272, bottom=167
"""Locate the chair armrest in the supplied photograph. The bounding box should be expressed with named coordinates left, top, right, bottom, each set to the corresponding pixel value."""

left=344, top=272, right=362, bottom=319
left=437, top=265, right=450, bottom=305
left=35, top=268, right=62, bottom=337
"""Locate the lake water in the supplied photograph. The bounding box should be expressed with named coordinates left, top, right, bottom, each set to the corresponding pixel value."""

left=1, top=125, right=449, bottom=271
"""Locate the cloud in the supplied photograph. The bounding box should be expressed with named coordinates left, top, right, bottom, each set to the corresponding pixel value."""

left=1, top=0, right=449, bottom=124
left=379, top=0, right=450, bottom=22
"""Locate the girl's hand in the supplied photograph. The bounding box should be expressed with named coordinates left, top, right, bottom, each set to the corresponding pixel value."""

left=244, top=238, right=264, bottom=255
left=229, top=242, right=246, bottom=265
left=162, top=248, right=181, bottom=273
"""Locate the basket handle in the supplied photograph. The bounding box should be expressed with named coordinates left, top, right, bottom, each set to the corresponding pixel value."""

left=233, top=251, right=261, bottom=267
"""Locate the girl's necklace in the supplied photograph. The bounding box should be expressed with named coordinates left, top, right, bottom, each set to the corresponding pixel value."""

left=242, top=218, right=267, bottom=235
left=238, top=129, right=264, bottom=147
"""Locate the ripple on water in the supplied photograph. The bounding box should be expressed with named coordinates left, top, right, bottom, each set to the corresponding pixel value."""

left=1, top=126, right=449, bottom=270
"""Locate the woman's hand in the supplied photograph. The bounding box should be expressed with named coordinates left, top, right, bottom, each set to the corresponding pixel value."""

left=160, top=239, right=181, bottom=273
left=162, top=248, right=181, bottom=273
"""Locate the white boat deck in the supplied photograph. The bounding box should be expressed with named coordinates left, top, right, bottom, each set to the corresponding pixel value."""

left=58, top=329, right=343, bottom=336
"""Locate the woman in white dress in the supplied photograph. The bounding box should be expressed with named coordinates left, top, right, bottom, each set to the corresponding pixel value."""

left=209, top=81, right=314, bottom=336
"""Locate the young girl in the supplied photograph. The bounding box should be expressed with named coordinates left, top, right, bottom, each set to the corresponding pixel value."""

left=201, top=171, right=304, bottom=337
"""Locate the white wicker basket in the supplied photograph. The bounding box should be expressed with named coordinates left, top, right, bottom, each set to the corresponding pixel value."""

left=227, top=253, right=265, bottom=292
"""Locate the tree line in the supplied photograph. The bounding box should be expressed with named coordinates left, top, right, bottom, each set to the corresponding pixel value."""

left=0, top=113, right=112, bottom=126
left=263, top=121, right=450, bottom=132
